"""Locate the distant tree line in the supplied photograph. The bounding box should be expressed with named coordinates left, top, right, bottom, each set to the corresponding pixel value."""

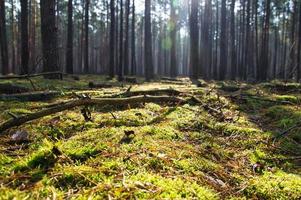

left=0, top=0, right=301, bottom=82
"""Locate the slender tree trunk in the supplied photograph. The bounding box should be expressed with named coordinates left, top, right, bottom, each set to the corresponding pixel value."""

left=170, top=0, right=177, bottom=78
left=118, top=0, right=124, bottom=81
left=297, top=1, right=301, bottom=82
left=84, top=0, right=90, bottom=73
left=66, top=0, right=73, bottom=74
left=289, top=0, right=297, bottom=79
left=213, top=0, right=219, bottom=79
left=124, top=0, right=130, bottom=76
left=131, top=0, right=136, bottom=75
left=244, top=0, right=251, bottom=80
left=258, top=0, right=271, bottom=81
left=273, top=27, right=278, bottom=79
left=219, top=0, right=227, bottom=80
left=0, top=0, right=9, bottom=75
left=189, top=0, right=199, bottom=80
left=230, top=0, right=236, bottom=80
left=10, top=0, right=16, bottom=73
left=109, top=0, right=115, bottom=78
left=21, top=0, right=29, bottom=74
left=144, top=0, right=154, bottom=81
left=254, top=0, right=259, bottom=78
left=40, top=0, right=60, bottom=79
left=202, top=0, right=212, bottom=79
left=280, top=6, right=287, bottom=79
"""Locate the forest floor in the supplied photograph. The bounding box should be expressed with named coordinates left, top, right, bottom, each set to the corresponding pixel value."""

left=0, top=75, right=300, bottom=199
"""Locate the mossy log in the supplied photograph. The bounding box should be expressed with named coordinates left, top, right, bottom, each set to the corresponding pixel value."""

left=0, top=95, right=185, bottom=134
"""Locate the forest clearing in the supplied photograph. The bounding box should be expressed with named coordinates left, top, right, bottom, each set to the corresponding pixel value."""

left=0, top=76, right=300, bottom=199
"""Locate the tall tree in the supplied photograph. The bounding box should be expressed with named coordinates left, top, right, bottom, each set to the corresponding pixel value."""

left=144, top=0, right=154, bottom=81
left=109, top=0, right=115, bottom=78
left=84, top=0, right=90, bottom=73
left=66, top=0, right=73, bottom=74
left=288, top=0, right=297, bottom=79
left=258, top=0, right=271, bottom=81
left=10, top=0, right=16, bottom=73
left=202, top=0, right=212, bottom=79
left=230, top=0, right=236, bottom=80
left=118, top=0, right=124, bottom=81
left=297, top=1, right=301, bottom=82
left=21, top=0, right=29, bottom=74
left=189, top=0, right=199, bottom=80
left=170, top=0, right=177, bottom=77
left=219, top=0, right=227, bottom=80
left=131, top=0, right=136, bottom=75
left=124, top=0, right=130, bottom=75
left=0, top=0, right=9, bottom=75
left=40, top=0, right=60, bottom=78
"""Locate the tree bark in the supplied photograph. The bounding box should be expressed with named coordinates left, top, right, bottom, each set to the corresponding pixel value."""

left=219, top=0, right=227, bottom=80
left=297, top=1, right=301, bottom=82
left=66, top=0, right=73, bottom=74
left=40, top=0, right=60, bottom=79
left=84, top=0, right=90, bottom=73
left=230, top=0, right=236, bottom=80
left=131, top=0, right=136, bottom=75
left=189, top=0, right=199, bottom=80
left=170, top=0, right=177, bottom=78
left=124, top=0, right=130, bottom=76
left=0, top=0, right=9, bottom=75
left=109, top=0, right=115, bottom=78
left=118, top=0, right=124, bottom=81
left=257, top=0, right=271, bottom=81
left=144, top=0, right=154, bottom=81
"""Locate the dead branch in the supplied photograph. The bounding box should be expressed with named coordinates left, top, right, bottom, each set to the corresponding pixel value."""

left=190, top=96, right=226, bottom=121
left=0, top=95, right=185, bottom=134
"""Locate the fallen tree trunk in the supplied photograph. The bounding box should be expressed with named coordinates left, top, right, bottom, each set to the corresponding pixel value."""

left=88, top=82, right=121, bottom=89
left=0, top=91, right=61, bottom=101
left=0, top=72, right=65, bottom=80
left=0, top=83, right=31, bottom=94
left=112, top=88, right=181, bottom=98
left=0, top=95, right=185, bottom=134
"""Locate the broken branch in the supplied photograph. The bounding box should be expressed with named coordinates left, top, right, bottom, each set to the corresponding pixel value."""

left=0, top=95, right=185, bottom=134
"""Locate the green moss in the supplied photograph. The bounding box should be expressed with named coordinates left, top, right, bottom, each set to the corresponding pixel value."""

left=275, top=95, right=299, bottom=104
left=245, top=171, right=301, bottom=200
left=216, top=123, right=262, bottom=136
left=129, top=173, right=219, bottom=199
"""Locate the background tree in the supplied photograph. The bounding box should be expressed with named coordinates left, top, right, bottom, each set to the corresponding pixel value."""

left=170, top=0, right=177, bottom=78
left=0, top=0, right=9, bottom=75
left=109, top=0, right=115, bottom=78
left=84, top=0, right=90, bottom=73
left=40, top=0, right=60, bottom=78
left=144, top=0, right=153, bottom=81
left=189, top=0, right=199, bottom=80
left=219, top=0, right=227, bottom=80
left=66, top=0, right=73, bottom=74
